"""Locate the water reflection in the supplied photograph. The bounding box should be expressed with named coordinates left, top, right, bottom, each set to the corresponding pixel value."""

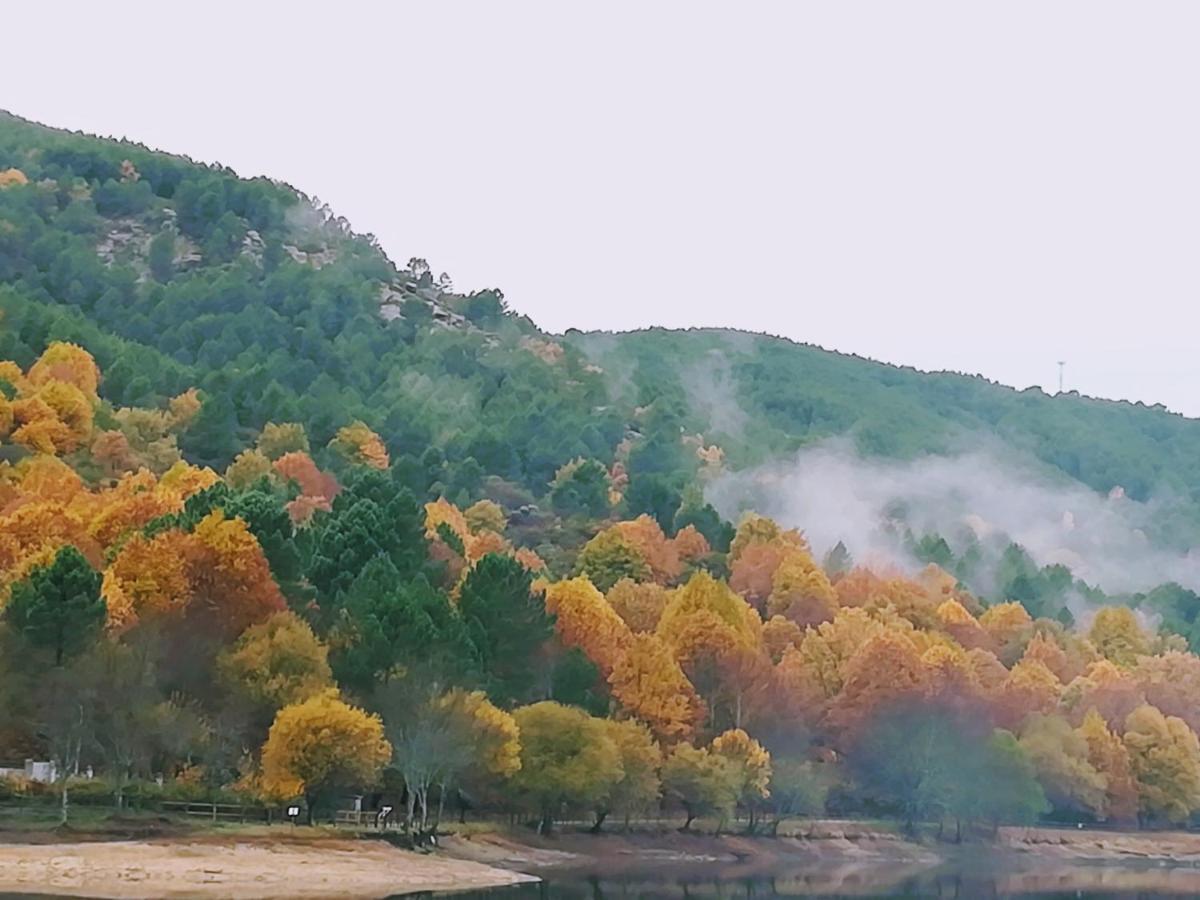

left=436, top=862, right=1200, bottom=899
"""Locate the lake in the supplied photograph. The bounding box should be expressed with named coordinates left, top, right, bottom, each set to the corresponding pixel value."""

left=436, top=862, right=1200, bottom=898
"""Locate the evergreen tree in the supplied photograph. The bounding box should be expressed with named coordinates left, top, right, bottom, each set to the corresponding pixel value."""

left=7, top=547, right=106, bottom=666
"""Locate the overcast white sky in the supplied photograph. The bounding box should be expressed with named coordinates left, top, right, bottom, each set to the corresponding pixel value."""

left=4, top=2, right=1199, bottom=414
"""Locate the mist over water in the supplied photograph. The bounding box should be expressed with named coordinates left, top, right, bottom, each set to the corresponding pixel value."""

left=707, top=441, right=1200, bottom=598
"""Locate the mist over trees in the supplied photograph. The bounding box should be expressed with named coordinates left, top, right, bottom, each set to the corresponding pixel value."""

left=5, top=113, right=1200, bottom=837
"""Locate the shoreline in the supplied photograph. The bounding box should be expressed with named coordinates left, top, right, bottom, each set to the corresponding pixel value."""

left=0, top=822, right=1198, bottom=898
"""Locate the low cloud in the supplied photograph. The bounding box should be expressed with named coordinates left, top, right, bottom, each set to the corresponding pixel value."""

left=707, top=440, right=1200, bottom=598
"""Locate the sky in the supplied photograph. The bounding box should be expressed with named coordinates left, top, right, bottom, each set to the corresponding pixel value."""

left=4, top=2, right=1200, bottom=413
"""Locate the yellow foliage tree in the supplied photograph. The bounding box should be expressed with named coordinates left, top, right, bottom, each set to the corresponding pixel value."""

left=762, top=615, right=805, bottom=664
left=0, top=168, right=29, bottom=188
left=260, top=690, right=391, bottom=821
left=1017, top=713, right=1106, bottom=817
left=257, top=422, right=310, bottom=460
left=710, top=727, right=772, bottom=826
left=607, top=578, right=668, bottom=633
left=608, top=632, right=706, bottom=743
left=219, top=611, right=333, bottom=709
left=544, top=577, right=632, bottom=678
left=1078, top=708, right=1139, bottom=824
left=796, top=606, right=895, bottom=699
left=27, top=342, right=100, bottom=397
left=596, top=718, right=663, bottom=829
left=575, top=528, right=651, bottom=591
left=613, top=516, right=682, bottom=584
left=1089, top=606, right=1150, bottom=668
left=225, top=449, right=274, bottom=489
left=1123, top=703, right=1200, bottom=825
left=979, top=602, right=1034, bottom=664
left=101, top=530, right=192, bottom=631
left=328, top=421, right=388, bottom=469
left=729, top=513, right=805, bottom=563
left=437, top=689, right=522, bottom=782
left=464, top=499, right=506, bottom=535
left=767, top=547, right=837, bottom=628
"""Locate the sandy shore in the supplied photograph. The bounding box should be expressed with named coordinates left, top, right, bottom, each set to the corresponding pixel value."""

left=0, top=837, right=535, bottom=899
left=998, top=824, right=1200, bottom=863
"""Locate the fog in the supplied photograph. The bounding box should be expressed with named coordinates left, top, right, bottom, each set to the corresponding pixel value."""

left=707, top=441, right=1200, bottom=598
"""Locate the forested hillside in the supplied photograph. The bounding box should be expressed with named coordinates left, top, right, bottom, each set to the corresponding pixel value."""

left=5, top=109, right=1200, bottom=536
left=4, top=342, right=1200, bottom=832
left=6, top=113, right=1200, bottom=834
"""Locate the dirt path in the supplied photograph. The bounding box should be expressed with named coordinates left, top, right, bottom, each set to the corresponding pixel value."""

left=0, top=837, right=535, bottom=898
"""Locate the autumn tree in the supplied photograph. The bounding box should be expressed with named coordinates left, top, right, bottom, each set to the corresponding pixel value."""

left=7, top=546, right=105, bottom=665
left=613, top=516, right=683, bottom=584
left=27, top=342, right=100, bottom=396
left=575, top=529, right=650, bottom=591
left=762, top=615, right=805, bottom=664
left=185, top=511, right=286, bottom=639
left=257, top=422, right=310, bottom=460
left=1123, top=703, right=1200, bottom=825
left=608, top=632, right=706, bottom=743
left=795, top=606, right=893, bottom=700
left=730, top=541, right=787, bottom=609
left=261, top=690, right=391, bottom=823
left=827, top=630, right=927, bottom=735
left=767, top=548, right=838, bottom=628
left=656, top=572, right=768, bottom=731
left=219, top=611, right=332, bottom=711
left=464, top=499, right=507, bottom=535
left=379, top=684, right=520, bottom=831
left=711, top=728, right=772, bottom=831
left=979, top=602, right=1034, bottom=665
left=607, top=578, right=668, bottom=633
left=440, top=688, right=522, bottom=801
left=1077, top=708, right=1139, bottom=824
left=662, top=742, right=737, bottom=831
left=544, top=577, right=632, bottom=679
left=225, top=449, right=274, bottom=489
left=1134, top=651, right=1200, bottom=735
left=1017, top=714, right=1106, bottom=818
left=594, top=718, right=662, bottom=830
left=328, top=421, right=389, bottom=469
left=509, top=702, right=623, bottom=832
left=994, top=659, right=1061, bottom=729
left=1061, top=660, right=1145, bottom=730
left=1090, top=607, right=1150, bottom=668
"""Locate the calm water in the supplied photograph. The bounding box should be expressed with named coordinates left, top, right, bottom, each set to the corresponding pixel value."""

left=433, top=863, right=1200, bottom=899
left=5, top=861, right=1199, bottom=899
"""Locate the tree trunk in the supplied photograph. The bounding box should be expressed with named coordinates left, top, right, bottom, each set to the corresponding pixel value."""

left=59, top=780, right=69, bottom=825
left=681, top=807, right=695, bottom=832
left=590, top=810, right=607, bottom=834
left=435, top=781, right=448, bottom=832
left=305, top=793, right=316, bottom=826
